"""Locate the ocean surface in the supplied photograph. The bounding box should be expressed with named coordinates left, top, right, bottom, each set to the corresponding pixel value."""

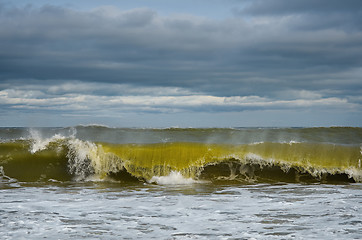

left=1, top=126, right=361, bottom=239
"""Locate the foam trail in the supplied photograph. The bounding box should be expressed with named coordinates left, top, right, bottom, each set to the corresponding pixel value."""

left=0, top=166, right=17, bottom=183
left=149, top=171, right=198, bottom=185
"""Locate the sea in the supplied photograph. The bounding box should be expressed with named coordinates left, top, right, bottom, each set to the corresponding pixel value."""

left=1, top=126, right=361, bottom=239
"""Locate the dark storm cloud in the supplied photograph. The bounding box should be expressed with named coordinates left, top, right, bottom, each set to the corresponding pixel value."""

left=238, top=0, right=362, bottom=33
left=0, top=5, right=227, bottom=89
left=240, top=0, right=362, bottom=16
left=0, top=1, right=361, bottom=107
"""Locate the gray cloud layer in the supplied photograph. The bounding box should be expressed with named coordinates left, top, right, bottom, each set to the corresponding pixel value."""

left=0, top=0, right=361, bottom=126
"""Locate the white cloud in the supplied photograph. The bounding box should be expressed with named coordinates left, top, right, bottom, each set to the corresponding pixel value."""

left=277, top=90, right=322, bottom=100
left=0, top=83, right=357, bottom=115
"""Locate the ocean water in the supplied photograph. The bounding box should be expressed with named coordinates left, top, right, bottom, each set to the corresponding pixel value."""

left=1, top=126, right=361, bottom=239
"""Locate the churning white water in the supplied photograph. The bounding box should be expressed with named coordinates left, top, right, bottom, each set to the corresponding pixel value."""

left=1, top=181, right=361, bottom=239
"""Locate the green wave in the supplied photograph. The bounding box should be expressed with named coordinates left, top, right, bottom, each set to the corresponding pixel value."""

left=0, top=139, right=361, bottom=183
left=99, top=142, right=361, bottom=183
left=0, top=140, right=71, bottom=182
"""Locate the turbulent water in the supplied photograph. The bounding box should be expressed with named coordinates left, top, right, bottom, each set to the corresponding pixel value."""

left=1, top=126, right=361, bottom=239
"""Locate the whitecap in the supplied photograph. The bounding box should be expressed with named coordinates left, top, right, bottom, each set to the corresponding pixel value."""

left=149, top=171, right=197, bottom=185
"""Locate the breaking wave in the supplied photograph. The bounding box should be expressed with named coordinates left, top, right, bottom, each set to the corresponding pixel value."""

left=0, top=127, right=361, bottom=184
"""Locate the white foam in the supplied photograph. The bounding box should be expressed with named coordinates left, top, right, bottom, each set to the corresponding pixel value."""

left=28, top=129, right=66, bottom=154
left=66, top=139, right=124, bottom=181
left=149, top=171, right=197, bottom=185
left=66, top=138, right=98, bottom=180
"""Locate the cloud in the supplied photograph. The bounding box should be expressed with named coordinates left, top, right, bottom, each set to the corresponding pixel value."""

left=0, top=1, right=361, bottom=126
left=0, top=3, right=361, bottom=97
left=239, top=0, right=362, bottom=16
left=0, top=82, right=357, bottom=118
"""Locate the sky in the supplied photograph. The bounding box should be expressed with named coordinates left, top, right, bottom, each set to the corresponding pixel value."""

left=0, top=0, right=361, bottom=127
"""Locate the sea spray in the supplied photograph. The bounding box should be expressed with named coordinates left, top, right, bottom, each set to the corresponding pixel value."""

left=66, top=139, right=129, bottom=181
left=66, top=138, right=97, bottom=180
left=28, top=129, right=66, bottom=154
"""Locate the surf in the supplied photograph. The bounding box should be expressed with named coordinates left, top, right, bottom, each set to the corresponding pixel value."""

left=0, top=139, right=361, bottom=182
left=0, top=129, right=361, bottom=184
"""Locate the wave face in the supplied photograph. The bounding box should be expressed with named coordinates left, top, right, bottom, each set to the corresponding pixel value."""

left=0, top=127, right=361, bottom=184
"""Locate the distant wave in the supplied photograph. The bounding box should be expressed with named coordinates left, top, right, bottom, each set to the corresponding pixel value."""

left=73, top=124, right=112, bottom=128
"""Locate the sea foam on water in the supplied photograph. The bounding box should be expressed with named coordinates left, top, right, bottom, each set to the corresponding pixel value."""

left=149, top=171, right=198, bottom=185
